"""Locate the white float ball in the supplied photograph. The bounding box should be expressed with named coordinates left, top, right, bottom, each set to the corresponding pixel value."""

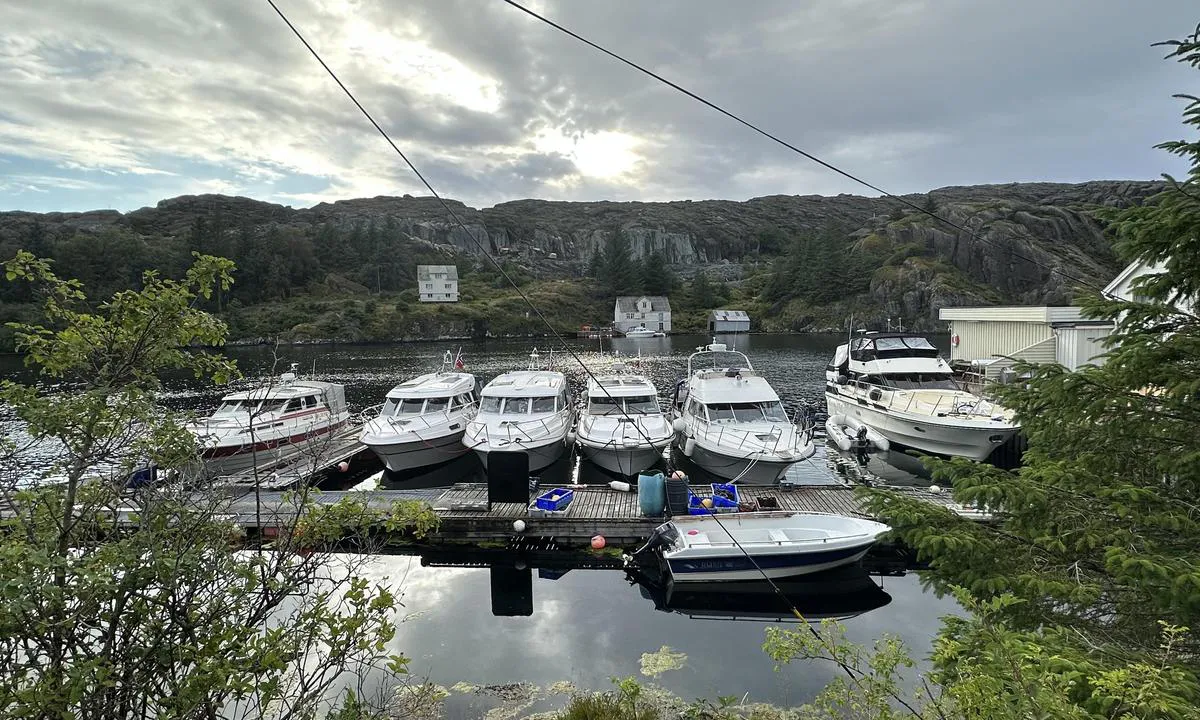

left=513, top=519, right=526, bottom=533
left=929, top=485, right=942, bottom=494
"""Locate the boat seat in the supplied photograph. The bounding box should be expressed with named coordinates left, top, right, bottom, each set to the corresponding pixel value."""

left=767, top=529, right=789, bottom=543
left=688, top=532, right=711, bottom=546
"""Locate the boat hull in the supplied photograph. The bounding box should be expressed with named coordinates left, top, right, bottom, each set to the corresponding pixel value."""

left=473, top=439, right=566, bottom=473
left=578, top=442, right=664, bottom=476
left=675, top=439, right=801, bottom=484
left=665, top=543, right=874, bottom=582
left=198, top=422, right=347, bottom=478
left=363, top=430, right=467, bottom=472
left=825, top=393, right=1016, bottom=461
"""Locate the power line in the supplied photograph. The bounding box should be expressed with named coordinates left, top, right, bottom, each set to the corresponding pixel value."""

left=498, top=0, right=1111, bottom=296
left=263, top=0, right=685, bottom=455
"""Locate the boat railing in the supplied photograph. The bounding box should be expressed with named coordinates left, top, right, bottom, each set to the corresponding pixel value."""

left=467, top=411, right=571, bottom=445
left=682, top=413, right=804, bottom=455
left=850, top=381, right=1002, bottom=420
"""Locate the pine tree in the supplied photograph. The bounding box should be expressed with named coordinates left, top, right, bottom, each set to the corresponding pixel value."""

left=861, top=26, right=1200, bottom=706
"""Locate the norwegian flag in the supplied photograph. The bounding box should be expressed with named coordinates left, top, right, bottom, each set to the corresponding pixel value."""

left=454, top=349, right=465, bottom=370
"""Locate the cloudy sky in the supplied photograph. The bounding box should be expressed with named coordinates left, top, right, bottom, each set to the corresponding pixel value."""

left=0, top=1, right=1195, bottom=212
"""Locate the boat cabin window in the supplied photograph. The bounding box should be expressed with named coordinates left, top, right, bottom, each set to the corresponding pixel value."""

left=589, top=396, right=622, bottom=415
left=850, top=335, right=940, bottom=361
left=504, top=397, right=529, bottom=414
left=705, top=401, right=788, bottom=423
left=625, top=395, right=659, bottom=414
left=687, top=398, right=705, bottom=420
left=425, top=397, right=450, bottom=413
left=479, top=396, right=503, bottom=414
left=397, top=398, right=425, bottom=415
left=451, top=393, right=472, bottom=409
left=300, top=395, right=319, bottom=409
left=532, top=396, right=557, bottom=413
left=883, top=373, right=960, bottom=390
left=260, top=399, right=290, bottom=415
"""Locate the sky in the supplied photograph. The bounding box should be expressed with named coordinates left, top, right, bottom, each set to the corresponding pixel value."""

left=0, top=0, right=1196, bottom=213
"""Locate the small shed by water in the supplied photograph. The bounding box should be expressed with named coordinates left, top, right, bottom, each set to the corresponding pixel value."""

left=708, top=309, right=750, bottom=334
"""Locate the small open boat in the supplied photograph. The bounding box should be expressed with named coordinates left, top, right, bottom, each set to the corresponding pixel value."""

left=636, top=511, right=890, bottom=582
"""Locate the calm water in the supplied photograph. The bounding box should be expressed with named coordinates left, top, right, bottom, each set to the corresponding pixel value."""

left=0, top=333, right=959, bottom=710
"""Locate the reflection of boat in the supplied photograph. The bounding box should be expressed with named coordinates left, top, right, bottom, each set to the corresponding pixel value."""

left=634, top=565, right=892, bottom=622
left=825, top=332, right=1018, bottom=460
left=188, top=366, right=351, bottom=477
left=638, top=511, right=890, bottom=582
left=575, top=367, right=673, bottom=476
left=379, top=450, right=483, bottom=489
left=670, top=341, right=815, bottom=483
left=359, top=369, right=478, bottom=472
left=463, top=352, right=574, bottom=472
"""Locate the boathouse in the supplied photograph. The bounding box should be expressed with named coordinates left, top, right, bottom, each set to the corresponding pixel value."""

left=708, top=309, right=750, bottom=333
left=938, top=306, right=1112, bottom=379
left=614, top=296, right=672, bottom=333
left=418, top=265, right=459, bottom=302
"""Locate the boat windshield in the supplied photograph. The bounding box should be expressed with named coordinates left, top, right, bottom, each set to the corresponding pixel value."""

left=479, top=396, right=554, bottom=415
left=382, top=397, right=427, bottom=415
left=213, top=400, right=247, bottom=416
left=705, top=401, right=788, bottom=423
left=589, top=396, right=623, bottom=415
left=479, top=396, right=503, bottom=414
left=589, top=394, right=659, bottom=415
left=626, top=395, right=660, bottom=414
left=425, top=397, right=450, bottom=413
left=531, top=396, right=557, bottom=413
left=259, top=399, right=290, bottom=415
left=883, top=374, right=960, bottom=391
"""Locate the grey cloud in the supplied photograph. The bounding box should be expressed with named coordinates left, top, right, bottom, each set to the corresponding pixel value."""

left=0, top=0, right=1195, bottom=210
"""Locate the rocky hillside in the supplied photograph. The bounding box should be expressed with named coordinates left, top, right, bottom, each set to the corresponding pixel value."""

left=0, top=180, right=1164, bottom=338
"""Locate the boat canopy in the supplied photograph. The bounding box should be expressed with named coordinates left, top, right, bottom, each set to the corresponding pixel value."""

left=849, top=334, right=939, bottom=361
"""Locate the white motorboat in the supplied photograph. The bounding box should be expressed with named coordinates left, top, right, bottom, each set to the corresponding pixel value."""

left=359, top=368, right=478, bottom=473
left=670, top=341, right=815, bottom=484
left=624, top=325, right=658, bottom=339
left=188, top=367, right=351, bottom=477
left=463, top=355, right=574, bottom=472
left=575, top=366, right=673, bottom=476
left=824, top=332, right=1018, bottom=460
left=639, top=511, right=891, bottom=582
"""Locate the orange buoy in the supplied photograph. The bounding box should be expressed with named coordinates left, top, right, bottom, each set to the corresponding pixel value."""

left=338, top=461, right=350, bottom=472
left=591, top=535, right=606, bottom=550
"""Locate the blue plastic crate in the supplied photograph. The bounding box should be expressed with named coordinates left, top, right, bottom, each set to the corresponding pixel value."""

left=687, top=485, right=739, bottom=514
left=534, top=487, right=574, bottom=511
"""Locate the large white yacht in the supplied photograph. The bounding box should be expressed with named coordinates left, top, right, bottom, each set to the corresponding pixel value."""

left=189, top=367, right=351, bottom=477
left=359, top=369, right=478, bottom=473
left=463, top=358, right=574, bottom=472
left=670, top=341, right=815, bottom=484
left=824, top=332, right=1018, bottom=461
left=575, top=366, right=673, bottom=476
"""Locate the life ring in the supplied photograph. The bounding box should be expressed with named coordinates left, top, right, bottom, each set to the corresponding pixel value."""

left=950, top=334, right=960, bottom=347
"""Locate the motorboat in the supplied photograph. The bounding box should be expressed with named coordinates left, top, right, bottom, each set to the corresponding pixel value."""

left=575, top=365, right=673, bottom=476
left=635, top=511, right=891, bottom=582
left=624, top=325, right=658, bottom=339
left=824, top=332, right=1018, bottom=460
left=359, top=365, right=478, bottom=473
left=670, top=341, right=815, bottom=483
left=463, top=353, right=574, bottom=472
left=188, top=366, right=351, bottom=477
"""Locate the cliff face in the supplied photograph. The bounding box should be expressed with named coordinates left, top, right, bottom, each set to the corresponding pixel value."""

left=0, top=180, right=1163, bottom=332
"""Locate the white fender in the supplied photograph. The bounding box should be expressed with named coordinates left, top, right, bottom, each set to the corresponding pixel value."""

left=682, top=438, right=696, bottom=457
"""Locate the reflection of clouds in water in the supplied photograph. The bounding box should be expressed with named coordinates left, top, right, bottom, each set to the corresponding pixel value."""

left=353, top=556, right=959, bottom=707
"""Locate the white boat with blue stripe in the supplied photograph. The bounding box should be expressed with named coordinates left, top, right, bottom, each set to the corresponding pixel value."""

left=643, top=511, right=890, bottom=582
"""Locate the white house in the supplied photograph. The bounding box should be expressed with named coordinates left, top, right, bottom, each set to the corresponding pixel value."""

left=938, top=306, right=1113, bottom=378
left=418, top=265, right=459, bottom=303
left=708, top=309, right=750, bottom=333
left=614, top=296, right=672, bottom=333
left=1102, top=257, right=1194, bottom=314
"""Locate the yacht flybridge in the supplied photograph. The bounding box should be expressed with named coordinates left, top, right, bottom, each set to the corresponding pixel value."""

left=463, top=351, right=574, bottom=472
left=189, top=367, right=351, bottom=477
left=359, top=367, right=478, bottom=473
left=671, top=341, right=815, bottom=484
left=575, top=365, right=673, bottom=476
left=824, top=332, right=1018, bottom=461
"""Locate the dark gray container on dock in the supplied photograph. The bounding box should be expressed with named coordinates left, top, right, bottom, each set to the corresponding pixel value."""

left=665, top=476, right=689, bottom=516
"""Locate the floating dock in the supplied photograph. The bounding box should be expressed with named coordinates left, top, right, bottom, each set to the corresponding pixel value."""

left=226, top=481, right=990, bottom=548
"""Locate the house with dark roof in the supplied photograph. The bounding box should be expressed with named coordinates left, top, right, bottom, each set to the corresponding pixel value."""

left=614, top=296, right=672, bottom=333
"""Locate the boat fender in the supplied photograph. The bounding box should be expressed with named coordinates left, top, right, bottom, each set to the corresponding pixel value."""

left=565, top=431, right=576, bottom=446
left=609, top=480, right=632, bottom=492
left=513, top=519, right=527, bottom=533
left=683, top=438, right=696, bottom=457
left=672, top=418, right=687, bottom=433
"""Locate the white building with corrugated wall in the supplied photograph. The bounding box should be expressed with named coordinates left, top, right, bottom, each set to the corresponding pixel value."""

left=614, top=296, right=672, bottom=333
left=708, top=309, right=750, bottom=333
left=938, top=306, right=1112, bottom=379
left=418, top=265, right=459, bottom=302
